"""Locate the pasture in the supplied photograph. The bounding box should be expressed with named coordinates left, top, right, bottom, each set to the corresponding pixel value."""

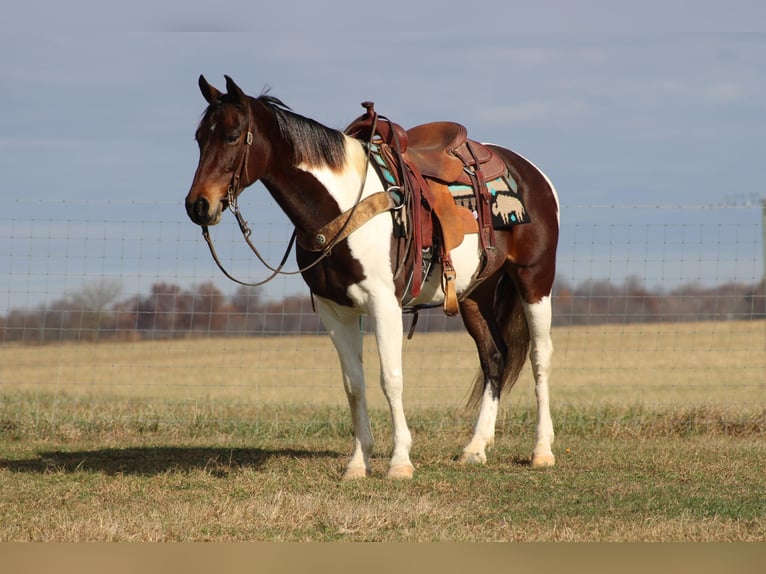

left=0, top=320, right=764, bottom=541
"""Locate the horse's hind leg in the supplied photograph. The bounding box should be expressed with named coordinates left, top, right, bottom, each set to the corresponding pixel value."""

left=460, top=385, right=500, bottom=464
left=523, top=295, right=556, bottom=467
left=314, top=297, right=374, bottom=479
left=458, top=277, right=506, bottom=465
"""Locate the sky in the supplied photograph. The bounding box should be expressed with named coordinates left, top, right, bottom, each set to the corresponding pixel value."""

left=1, top=1, right=765, bottom=311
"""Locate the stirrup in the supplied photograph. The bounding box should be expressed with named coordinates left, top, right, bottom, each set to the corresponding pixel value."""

left=442, top=260, right=459, bottom=316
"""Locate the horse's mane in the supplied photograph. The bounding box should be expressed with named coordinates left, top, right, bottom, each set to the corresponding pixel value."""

left=257, top=94, right=347, bottom=170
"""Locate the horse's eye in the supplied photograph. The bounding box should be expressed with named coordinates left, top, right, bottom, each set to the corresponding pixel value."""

left=225, top=133, right=240, bottom=145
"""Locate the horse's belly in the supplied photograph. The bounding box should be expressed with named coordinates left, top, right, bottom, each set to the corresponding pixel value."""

left=408, top=234, right=481, bottom=307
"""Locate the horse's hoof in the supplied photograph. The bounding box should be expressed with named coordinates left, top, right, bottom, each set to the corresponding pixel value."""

left=458, top=450, right=487, bottom=465
left=530, top=452, right=556, bottom=468
left=342, top=466, right=369, bottom=480
left=386, top=464, right=414, bottom=480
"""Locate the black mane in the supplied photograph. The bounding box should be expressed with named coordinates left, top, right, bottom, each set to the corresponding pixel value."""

left=257, top=95, right=347, bottom=170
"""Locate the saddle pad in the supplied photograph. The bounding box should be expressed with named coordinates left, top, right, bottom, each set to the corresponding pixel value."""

left=449, top=173, right=531, bottom=229
left=368, top=142, right=530, bottom=230
left=369, top=143, right=398, bottom=186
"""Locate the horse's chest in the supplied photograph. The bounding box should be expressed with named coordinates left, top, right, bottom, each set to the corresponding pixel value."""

left=297, top=244, right=367, bottom=307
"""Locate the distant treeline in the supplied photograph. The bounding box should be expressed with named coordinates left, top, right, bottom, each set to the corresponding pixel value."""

left=1, top=276, right=764, bottom=344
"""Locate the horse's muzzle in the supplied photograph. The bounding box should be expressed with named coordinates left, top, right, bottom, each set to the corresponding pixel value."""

left=186, top=196, right=222, bottom=226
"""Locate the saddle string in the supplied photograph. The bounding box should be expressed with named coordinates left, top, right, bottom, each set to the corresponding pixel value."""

left=365, top=113, right=413, bottom=284
left=370, top=114, right=431, bottom=336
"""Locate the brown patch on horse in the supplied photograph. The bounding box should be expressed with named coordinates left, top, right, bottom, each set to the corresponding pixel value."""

left=487, top=146, right=559, bottom=304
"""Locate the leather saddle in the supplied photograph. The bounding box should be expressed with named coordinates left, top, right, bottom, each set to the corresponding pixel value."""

left=346, top=103, right=505, bottom=244
left=407, top=122, right=506, bottom=187
left=345, top=102, right=504, bottom=314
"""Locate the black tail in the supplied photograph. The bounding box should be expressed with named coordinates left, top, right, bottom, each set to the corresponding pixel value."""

left=466, top=274, right=530, bottom=409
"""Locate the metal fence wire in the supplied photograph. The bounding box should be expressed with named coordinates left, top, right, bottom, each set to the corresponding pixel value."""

left=1, top=199, right=764, bottom=409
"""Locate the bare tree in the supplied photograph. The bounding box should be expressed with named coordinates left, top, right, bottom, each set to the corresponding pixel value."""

left=66, top=279, right=123, bottom=340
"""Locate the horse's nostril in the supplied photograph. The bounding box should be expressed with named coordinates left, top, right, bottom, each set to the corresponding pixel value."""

left=186, top=196, right=210, bottom=223
left=195, top=197, right=210, bottom=219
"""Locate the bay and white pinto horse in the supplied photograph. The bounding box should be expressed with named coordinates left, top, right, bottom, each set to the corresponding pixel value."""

left=185, top=75, right=560, bottom=479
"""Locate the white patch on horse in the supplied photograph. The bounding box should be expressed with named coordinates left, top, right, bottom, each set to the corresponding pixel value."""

left=523, top=295, right=556, bottom=467
left=296, top=135, right=372, bottom=212
left=459, top=383, right=499, bottom=464
left=406, top=234, right=482, bottom=308
left=298, top=137, right=395, bottom=310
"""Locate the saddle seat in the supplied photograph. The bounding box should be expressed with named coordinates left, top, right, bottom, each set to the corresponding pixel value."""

left=404, top=122, right=467, bottom=184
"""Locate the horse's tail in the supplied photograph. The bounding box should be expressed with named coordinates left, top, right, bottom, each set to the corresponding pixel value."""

left=466, top=274, right=530, bottom=409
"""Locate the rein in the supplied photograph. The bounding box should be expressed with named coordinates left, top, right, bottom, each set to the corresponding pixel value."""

left=200, top=101, right=381, bottom=287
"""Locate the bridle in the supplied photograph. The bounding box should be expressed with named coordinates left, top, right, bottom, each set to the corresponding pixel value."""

left=199, top=98, right=380, bottom=287
left=199, top=97, right=294, bottom=287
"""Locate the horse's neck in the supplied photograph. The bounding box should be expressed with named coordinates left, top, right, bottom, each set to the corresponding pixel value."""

left=302, top=137, right=374, bottom=209
left=262, top=135, right=374, bottom=232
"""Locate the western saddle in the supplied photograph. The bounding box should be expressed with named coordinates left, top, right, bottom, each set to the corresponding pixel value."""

left=342, top=102, right=508, bottom=317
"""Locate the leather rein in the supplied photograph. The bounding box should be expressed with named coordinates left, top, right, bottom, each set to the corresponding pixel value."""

left=200, top=100, right=384, bottom=288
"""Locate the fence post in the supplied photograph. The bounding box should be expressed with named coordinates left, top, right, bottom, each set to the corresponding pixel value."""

left=762, top=198, right=766, bottom=316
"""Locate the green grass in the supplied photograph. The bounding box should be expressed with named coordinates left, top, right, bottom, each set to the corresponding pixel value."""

left=0, top=392, right=764, bottom=541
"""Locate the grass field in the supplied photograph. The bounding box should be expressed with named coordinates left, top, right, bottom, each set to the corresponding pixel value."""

left=2, top=320, right=764, bottom=408
left=0, top=320, right=764, bottom=541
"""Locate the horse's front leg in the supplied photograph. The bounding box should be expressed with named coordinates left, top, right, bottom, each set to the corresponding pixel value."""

left=315, top=298, right=374, bottom=479
left=370, top=295, right=414, bottom=479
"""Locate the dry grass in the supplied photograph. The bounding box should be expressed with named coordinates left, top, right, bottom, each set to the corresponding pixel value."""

left=1, top=320, right=764, bottom=409
left=0, top=320, right=764, bottom=541
left=0, top=399, right=764, bottom=541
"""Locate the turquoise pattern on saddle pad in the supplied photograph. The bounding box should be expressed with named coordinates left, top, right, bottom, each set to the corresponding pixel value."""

left=369, top=144, right=397, bottom=185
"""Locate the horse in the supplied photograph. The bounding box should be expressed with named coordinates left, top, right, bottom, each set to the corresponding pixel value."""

left=185, top=75, right=560, bottom=480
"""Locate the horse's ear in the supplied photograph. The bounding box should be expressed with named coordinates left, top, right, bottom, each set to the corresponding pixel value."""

left=199, top=75, right=222, bottom=104
left=224, top=75, right=247, bottom=105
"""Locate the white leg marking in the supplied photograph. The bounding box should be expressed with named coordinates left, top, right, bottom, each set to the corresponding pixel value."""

left=315, top=298, right=373, bottom=479
left=369, top=293, right=414, bottom=479
left=524, top=296, right=556, bottom=467
left=459, top=384, right=499, bottom=464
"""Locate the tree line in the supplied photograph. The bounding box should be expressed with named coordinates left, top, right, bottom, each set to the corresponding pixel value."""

left=1, top=276, right=764, bottom=344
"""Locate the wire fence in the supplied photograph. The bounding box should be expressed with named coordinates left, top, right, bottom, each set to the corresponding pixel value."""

left=1, top=198, right=764, bottom=410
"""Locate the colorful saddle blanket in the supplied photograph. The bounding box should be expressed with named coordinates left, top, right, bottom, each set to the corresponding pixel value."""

left=369, top=144, right=530, bottom=230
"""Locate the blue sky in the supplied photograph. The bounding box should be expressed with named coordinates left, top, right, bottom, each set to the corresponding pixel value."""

left=1, top=1, right=765, bottom=310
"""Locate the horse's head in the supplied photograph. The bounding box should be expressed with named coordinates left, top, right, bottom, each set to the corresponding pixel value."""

left=186, top=75, right=266, bottom=226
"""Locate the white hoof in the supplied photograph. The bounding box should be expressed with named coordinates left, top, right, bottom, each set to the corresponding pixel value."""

left=342, top=466, right=369, bottom=480
left=458, top=450, right=487, bottom=465
left=386, top=464, right=414, bottom=480
left=530, top=452, right=556, bottom=468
